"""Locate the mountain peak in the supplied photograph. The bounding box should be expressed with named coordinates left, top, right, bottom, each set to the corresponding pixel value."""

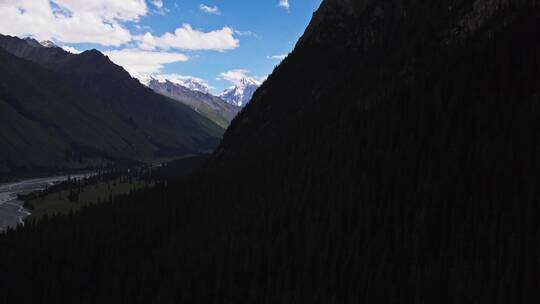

left=81, top=49, right=103, bottom=56
left=219, top=78, right=259, bottom=107
left=23, top=37, right=42, bottom=48
left=238, top=77, right=259, bottom=86
left=174, top=77, right=210, bottom=94
left=40, top=40, right=58, bottom=48
left=146, top=75, right=211, bottom=94
left=21, top=38, right=59, bottom=49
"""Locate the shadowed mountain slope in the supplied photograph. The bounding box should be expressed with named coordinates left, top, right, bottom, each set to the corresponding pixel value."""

left=0, top=35, right=223, bottom=177
left=1, top=0, right=540, bottom=302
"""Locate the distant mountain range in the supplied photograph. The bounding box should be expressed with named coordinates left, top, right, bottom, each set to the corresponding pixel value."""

left=147, top=78, right=240, bottom=129
left=144, top=73, right=259, bottom=127
left=0, top=34, right=224, bottom=178
left=145, top=74, right=260, bottom=109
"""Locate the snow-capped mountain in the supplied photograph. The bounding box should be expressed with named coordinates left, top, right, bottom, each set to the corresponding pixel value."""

left=219, top=78, right=260, bottom=107
left=40, top=40, right=58, bottom=48
left=21, top=38, right=59, bottom=49
left=139, top=75, right=210, bottom=94
left=177, top=77, right=210, bottom=94
left=147, top=78, right=240, bottom=128
left=139, top=74, right=259, bottom=109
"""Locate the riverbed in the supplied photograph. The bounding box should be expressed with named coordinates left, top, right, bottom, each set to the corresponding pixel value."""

left=0, top=174, right=92, bottom=232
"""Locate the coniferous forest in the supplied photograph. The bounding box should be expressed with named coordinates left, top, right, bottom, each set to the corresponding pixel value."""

left=2, top=0, right=540, bottom=302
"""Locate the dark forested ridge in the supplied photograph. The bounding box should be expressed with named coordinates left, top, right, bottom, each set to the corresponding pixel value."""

left=0, top=35, right=223, bottom=178
left=1, top=0, right=540, bottom=302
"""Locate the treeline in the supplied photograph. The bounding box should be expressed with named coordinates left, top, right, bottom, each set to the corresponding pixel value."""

left=1, top=2, right=540, bottom=303
left=20, top=167, right=148, bottom=206
left=21, top=156, right=209, bottom=215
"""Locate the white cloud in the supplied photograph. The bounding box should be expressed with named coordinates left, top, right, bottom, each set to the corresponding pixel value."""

left=200, top=4, right=220, bottom=15
left=234, top=30, right=260, bottom=39
left=0, top=1, right=249, bottom=92
left=150, top=0, right=163, bottom=9
left=0, top=1, right=241, bottom=51
left=268, top=54, right=287, bottom=60
left=104, top=48, right=189, bottom=82
left=52, top=0, right=147, bottom=21
left=219, top=69, right=264, bottom=86
left=62, top=45, right=83, bottom=54
left=137, top=24, right=239, bottom=51
left=278, top=0, right=290, bottom=10
left=0, top=0, right=146, bottom=46
left=150, top=0, right=168, bottom=15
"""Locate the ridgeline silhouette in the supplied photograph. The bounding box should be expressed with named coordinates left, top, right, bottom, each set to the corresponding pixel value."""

left=1, top=0, right=540, bottom=302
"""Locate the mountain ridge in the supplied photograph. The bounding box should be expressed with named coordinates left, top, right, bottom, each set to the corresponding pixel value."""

left=0, top=34, right=224, bottom=177
left=1, top=1, right=540, bottom=302
left=148, top=78, right=240, bottom=128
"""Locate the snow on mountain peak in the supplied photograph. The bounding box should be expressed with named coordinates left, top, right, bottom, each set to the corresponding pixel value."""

left=174, top=77, right=210, bottom=94
left=134, top=74, right=211, bottom=94
left=219, top=77, right=260, bottom=107
left=40, top=40, right=58, bottom=48
left=132, top=72, right=259, bottom=107
left=22, top=38, right=59, bottom=49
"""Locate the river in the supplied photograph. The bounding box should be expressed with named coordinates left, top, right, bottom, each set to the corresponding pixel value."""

left=0, top=174, right=93, bottom=232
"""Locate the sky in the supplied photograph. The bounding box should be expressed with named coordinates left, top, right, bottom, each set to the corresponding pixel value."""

left=0, top=0, right=322, bottom=94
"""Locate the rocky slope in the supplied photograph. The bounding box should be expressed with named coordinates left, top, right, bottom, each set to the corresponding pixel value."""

left=148, top=78, right=240, bottom=129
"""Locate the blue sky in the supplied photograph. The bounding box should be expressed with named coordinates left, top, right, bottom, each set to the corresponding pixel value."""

left=0, top=0, right=322, bottom=94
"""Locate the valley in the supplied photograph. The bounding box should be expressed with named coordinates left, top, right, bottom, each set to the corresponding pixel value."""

left=0, top=155, right=209, bottom=231
left=0, top=0, right=539, bottom=302
left=0, top=173, right=93, bottom=232
left=0, top=34, right=224, bottom=177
